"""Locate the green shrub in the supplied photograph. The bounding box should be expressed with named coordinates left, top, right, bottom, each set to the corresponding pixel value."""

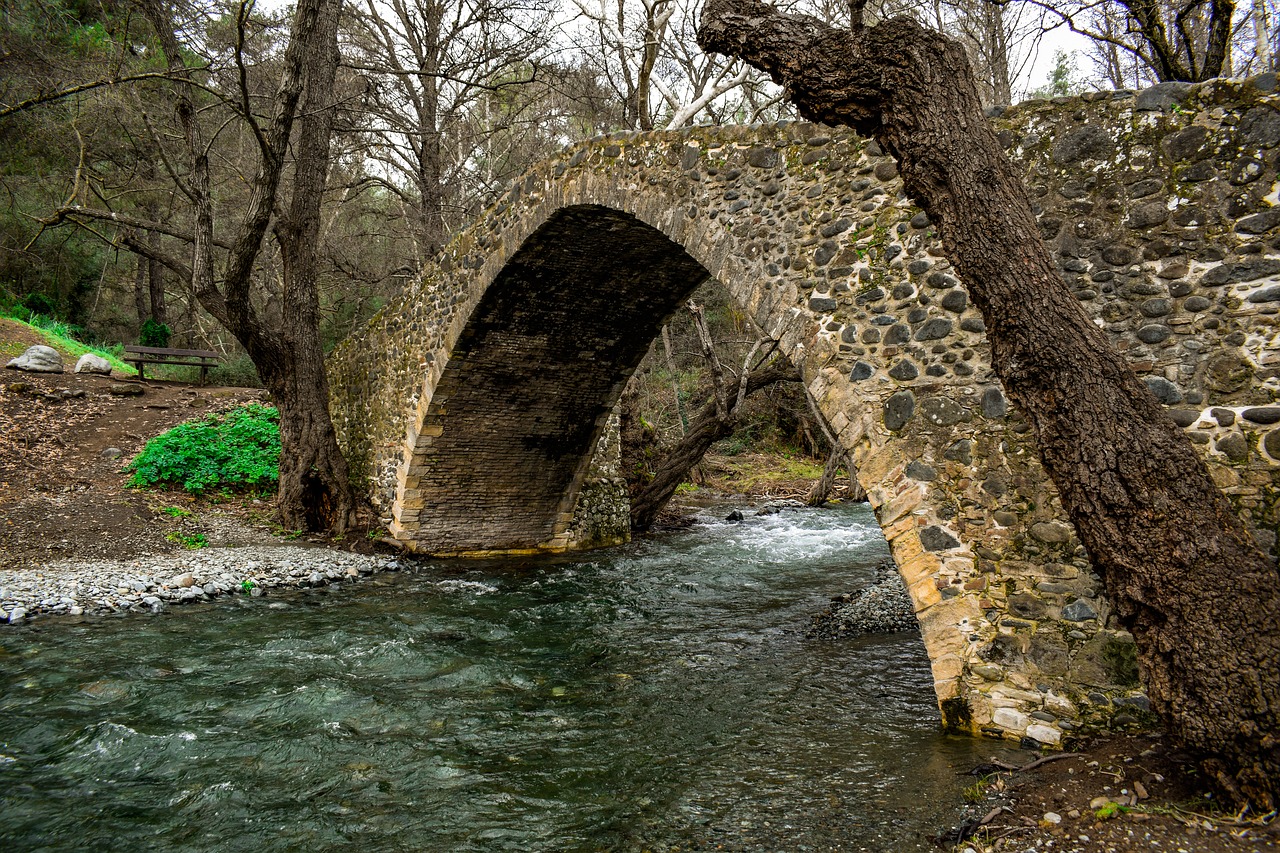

left=166, top=531, right=207, bottom=550
left=20, top=292, right=55, bottom=318
left=27, top=313, right=84, bottom=342
left=139, top=318, right=172, bottom=348
left=126, top=404, right=281, bottom=494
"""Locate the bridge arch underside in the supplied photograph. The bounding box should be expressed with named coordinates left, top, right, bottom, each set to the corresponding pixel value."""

left=393, top=205, right=710, bottom=554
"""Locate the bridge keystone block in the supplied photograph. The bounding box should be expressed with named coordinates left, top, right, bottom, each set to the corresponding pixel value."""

left=331, top=82, right=1280, bottom=745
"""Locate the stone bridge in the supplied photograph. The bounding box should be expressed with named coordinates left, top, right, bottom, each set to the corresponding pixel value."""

left=329, top=76, right=1280, bottom=745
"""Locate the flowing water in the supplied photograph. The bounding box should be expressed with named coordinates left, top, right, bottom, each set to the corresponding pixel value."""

left=0, top=503, right=1012, bottom=852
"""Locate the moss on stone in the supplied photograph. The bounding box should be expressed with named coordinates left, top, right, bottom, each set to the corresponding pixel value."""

left=941, top=695, right=975, bottom=733
left=1102, top=635, right=1141, bottom=687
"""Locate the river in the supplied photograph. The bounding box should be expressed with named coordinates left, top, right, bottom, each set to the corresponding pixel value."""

left=0, top=502, right=1011, bottom=851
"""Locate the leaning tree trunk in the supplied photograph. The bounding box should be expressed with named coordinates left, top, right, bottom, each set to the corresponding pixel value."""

left=630, top=357, right=799, bottom=531
left=805, top=447, right=844, bottom=506
left=698, top=0, right=1279, bottom=807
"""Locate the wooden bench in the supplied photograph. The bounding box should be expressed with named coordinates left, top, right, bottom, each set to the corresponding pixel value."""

left=123, top=345, right=222, bottom=384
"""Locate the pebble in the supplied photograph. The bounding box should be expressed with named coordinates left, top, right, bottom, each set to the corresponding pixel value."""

left=806, top=560, right=917, bottom=637
left=0, top=546, right=404, bottom=624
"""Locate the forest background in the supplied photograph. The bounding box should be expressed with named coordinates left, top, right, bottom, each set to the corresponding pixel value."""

left=1, top=0, right=1277, bottom=499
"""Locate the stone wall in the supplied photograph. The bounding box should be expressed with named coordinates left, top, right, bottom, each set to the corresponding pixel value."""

left=328, top=75, right=1280, bottom=744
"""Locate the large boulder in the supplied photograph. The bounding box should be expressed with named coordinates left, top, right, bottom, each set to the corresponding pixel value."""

left=74, top=353, right=112, bottom=375
left=6, top=345, right=63, bottom=373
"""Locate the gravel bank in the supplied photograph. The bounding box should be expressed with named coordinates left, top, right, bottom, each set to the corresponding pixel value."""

left=806, top=559, right=918, bottom=638
left=0, top=545, right=405, bottom=623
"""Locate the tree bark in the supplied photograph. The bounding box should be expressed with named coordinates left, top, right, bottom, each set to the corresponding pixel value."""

left=661, top=323, right=686, bottom=434
left=698, top=0, right=1279, bottom=807
left=133, top=252, right=148, bottom=326
left=805, top=446, right=844, bottom=506
left=270, top=0, right=357, bottom=533
left=800, top=373, right=850, bottom=506
left=147, top=234, right=167, bottom=326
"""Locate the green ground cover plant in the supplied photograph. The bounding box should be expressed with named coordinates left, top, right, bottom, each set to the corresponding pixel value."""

left=126, top=404, right=281, bottom=494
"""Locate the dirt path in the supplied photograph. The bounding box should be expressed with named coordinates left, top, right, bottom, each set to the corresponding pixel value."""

left=1, top=322, right=266, bottom=570
left=950, top=733, right=1278, bottom=852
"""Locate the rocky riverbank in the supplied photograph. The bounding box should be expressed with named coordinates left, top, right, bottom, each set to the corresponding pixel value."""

left=0, top=545, right=405, bottom=623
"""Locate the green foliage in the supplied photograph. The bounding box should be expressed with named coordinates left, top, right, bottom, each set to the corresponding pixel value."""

left=165, top=531, right=207, bottom=550
left=139, top=318, right=172, bottom=348
left=1030, top=51, right=1082, bottom=99
left=206, top=354, right=262, bottom=388
left=159, top=505, right=191, bottom=518
left=716, top=432, right=754, bottom=456
left=1094, top=801, right=1129, bottom=820
left=126, top=404, right=281, bottom=494
left=20, top=292, right=56, bottom=317
left=28, top=313, right=83, bottom=341
left=241, top=579, right=256, bottom=593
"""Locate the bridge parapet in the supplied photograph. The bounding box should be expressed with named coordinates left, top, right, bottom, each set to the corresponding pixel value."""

left=330, top=75, right=1280, bottom=744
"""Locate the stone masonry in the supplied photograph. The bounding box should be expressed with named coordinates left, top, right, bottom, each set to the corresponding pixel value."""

left=329, top=75, right=1280, bottom=745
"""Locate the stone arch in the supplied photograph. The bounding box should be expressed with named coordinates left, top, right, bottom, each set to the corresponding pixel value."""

left=392, top=204, right=710, bottom=553
left=330, top=78, right=1280, bottom=744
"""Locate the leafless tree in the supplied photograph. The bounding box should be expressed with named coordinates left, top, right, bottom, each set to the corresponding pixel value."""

left=1022, top=0, right=1236, bottom=82
left=1235, top=0, right=1277, bottom=74
left=565, top=0, right=760, bottom=129
left=344, top=0, right=553, bottom=262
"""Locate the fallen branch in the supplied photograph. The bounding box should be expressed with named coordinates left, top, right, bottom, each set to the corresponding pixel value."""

left=1001, top=752, right=1083, bottom=773
left=936, top=805, right=1004, bottom=846
left=969, top=752, right=1084, bottom=775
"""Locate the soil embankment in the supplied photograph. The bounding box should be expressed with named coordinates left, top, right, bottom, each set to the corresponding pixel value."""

left=1, top=325, right=265, bottom=571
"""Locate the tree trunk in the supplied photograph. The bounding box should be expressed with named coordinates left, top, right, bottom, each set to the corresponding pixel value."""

left=800, top=371, right=848, bottom=506
left=630, top=356, right=798, bottom=531
left=147, top=236, right=167, bottom=326
left=1253, top=0, right=1276, bottom=73
left=805, top=447, right=843, bottom=506
left=661, top=323, right=686, bottom=434
left=698, top=0, right=1280, bottom=808
left=133, top=252, right=148, bottom=326
left=261, top=351, right=357, bottom=532
left=140, top=0, right=357, bottom=535
left=1122, top=0, right=1233, bottom=82
left=846, top=467, right=866, bottom=502
left=273, top=0, right=357, bottom=533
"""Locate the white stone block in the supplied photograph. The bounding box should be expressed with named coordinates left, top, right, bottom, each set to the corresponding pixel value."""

left=991, top=707, right=1029, bottom=732
left=1026, top=723, right=1062, bottom=746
